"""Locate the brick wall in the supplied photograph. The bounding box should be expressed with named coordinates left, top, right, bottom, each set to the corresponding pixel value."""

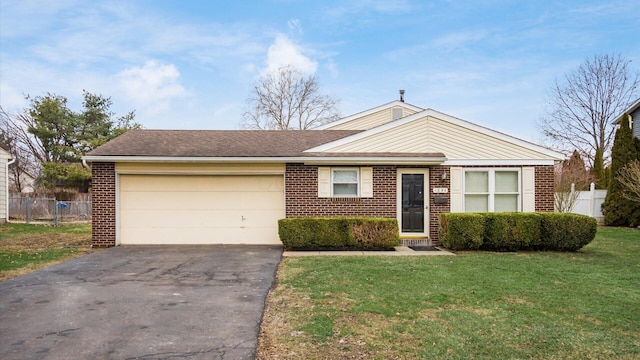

left=91, top=162, right=116, bottom=247
left=428, top=166, right=450, bottom=243
left=286, top=164, right=446, bottom=243
left=285, top=163, right=397, bottom=218
left=535, top=165, right=555, bottom=212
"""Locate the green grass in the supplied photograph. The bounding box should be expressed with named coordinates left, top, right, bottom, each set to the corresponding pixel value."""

left=0, top=223, right=93, bottom=280
left=259, top=227, right=640, bottom=359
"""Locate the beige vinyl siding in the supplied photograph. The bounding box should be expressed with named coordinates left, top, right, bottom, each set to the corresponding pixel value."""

left=119, top=174, right=284, bottom=245
left=326, top=107, right=418, bottom=130
left=426, top=117, right=550, bottom=160
left=324, top=115, right=554, bottom=160
left=328, top=119, right=429, bottom=152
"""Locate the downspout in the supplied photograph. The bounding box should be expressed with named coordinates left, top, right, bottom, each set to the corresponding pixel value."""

left=6, top=158, right=15, bottom=223
left=82, top=158, right=92, bottom=172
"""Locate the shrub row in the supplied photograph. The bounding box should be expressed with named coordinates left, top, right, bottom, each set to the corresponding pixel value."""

left=439, top=212, right=597, bottom=252
left=278, top=218, right=400, bottom=250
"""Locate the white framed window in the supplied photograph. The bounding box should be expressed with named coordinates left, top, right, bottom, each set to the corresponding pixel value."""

left=332, top=168, right=359, bottom=197
left=463, top=169, right=521, bottom=212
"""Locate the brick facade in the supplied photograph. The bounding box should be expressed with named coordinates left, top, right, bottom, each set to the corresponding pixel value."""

left=284, top=164, right=555, bottom=244
left=89, top=162, right=555, bottom=247
left=285, top=163, right=397, bottom=218
left=535, top=165, right=555, bottom=212
left=91, top=162, right=116, bottom=247
left=428, top=166, right=450, bottom=243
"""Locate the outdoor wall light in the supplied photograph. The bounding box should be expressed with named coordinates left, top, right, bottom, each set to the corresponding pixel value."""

left=441, top=172, right=448, bottom=181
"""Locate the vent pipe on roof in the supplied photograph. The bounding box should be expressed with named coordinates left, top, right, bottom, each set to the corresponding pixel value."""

left=399, top=90, right=405, bottom=102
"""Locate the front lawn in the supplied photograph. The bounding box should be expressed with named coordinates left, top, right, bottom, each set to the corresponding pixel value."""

left=258, top=227, right=640, bottom=359
left=0, top=223, right=93, bottom=280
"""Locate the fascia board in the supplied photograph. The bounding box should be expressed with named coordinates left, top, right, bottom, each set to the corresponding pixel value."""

left=443, top=159, right=558, bottom=166
left=315, top=100, right=424, bottom=129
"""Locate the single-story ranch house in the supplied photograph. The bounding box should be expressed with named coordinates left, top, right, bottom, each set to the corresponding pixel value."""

left=83, top=100, right=564, bottom=247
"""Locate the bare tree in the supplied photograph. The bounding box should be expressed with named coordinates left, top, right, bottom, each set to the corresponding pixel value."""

left=554, top=150, right=592, bottom=212
left=540, top=54, right=639, bottom=172
left=0, top=107, right=42, bottom=192
left=242, top=65, right=339, bottom=130
left=618, top=159, right=640, bottom=203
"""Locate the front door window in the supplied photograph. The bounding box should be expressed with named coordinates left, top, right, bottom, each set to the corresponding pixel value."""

left=401, top=174, right=424, bottom=233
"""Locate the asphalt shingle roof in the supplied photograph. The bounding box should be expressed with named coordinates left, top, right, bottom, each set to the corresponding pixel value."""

left=87, top=129, right=363, bottom=157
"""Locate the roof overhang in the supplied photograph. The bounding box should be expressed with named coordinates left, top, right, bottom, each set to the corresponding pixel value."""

left=82, top=155, right=448, bottom=166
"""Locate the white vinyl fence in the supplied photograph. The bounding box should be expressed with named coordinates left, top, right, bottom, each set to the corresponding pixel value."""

left=556, top=183, right=606, bottom=224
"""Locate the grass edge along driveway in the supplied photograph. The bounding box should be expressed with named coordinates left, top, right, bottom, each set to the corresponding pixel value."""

left=0, top=223, right=94, bottom=281
left=258, top=227, right=640, bottom=359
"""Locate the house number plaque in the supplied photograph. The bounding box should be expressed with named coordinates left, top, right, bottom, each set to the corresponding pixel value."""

left=432, top=187, right=448, bottom=194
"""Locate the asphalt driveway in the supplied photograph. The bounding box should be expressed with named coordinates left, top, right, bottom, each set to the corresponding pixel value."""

left=0, top=245, right=282, bottom=360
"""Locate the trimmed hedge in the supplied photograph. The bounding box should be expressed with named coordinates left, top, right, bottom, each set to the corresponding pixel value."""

left=538, top=213, right=598, bottom=251
left=278, top=218, right=399, bottom=250
left=483, top=213, right=542, bottom=251
left=438, top=213, right=485, bottom=250
left=439, top=212, right=597, bottom=252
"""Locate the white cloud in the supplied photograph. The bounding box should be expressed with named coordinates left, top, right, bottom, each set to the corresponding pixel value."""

left=0, top=83, right=27, bottom=111
left=325, top=59, right=339, bottom=78
left=287, top=18, right=303, bottom=37
left=265, top=34, right=317, bottom=75
left=118, top=61, right=187, bottom=113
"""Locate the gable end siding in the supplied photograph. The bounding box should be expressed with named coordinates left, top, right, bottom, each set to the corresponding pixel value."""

left=92, top=162, right=117, bottom=247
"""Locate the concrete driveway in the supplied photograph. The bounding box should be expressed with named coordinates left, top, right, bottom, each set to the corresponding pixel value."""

left=0, top=245, right=282, bottom=360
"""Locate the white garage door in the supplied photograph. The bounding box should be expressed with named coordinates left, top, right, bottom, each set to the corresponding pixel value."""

left=119, top=175, right=284, bottom=245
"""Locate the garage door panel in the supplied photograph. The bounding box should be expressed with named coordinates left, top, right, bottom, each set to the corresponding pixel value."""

left=121, top=209, right=282, bottom=228
left=120, top=191, right=284, bottom=211
left=120, top=175, right=283, bottom=192
left=122, top=227, right=281, bottom=245
left=119, top=174, right=284, bottom=245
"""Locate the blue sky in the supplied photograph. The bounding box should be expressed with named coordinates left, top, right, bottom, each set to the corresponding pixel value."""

left=1, top=0, right=638, bottom=143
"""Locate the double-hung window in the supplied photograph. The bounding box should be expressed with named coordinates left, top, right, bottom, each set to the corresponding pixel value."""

left=332, top=168, right=359, bottom=197
left=464, top=169, right=520, bottom=212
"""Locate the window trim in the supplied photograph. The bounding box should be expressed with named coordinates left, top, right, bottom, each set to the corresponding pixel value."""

left=331, top=167, right=360, bottom=197
left=463, top=168, right=521, bottom=212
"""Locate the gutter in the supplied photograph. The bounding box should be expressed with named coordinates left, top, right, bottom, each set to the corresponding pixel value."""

left=6, top=158, right=15, bottom=223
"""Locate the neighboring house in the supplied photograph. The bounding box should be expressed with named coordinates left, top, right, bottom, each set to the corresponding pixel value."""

left=83, top=100, right=564, bottom=247
left=613, top=97, right=640, bottom=138
left=9, top=169, right=38, bottom=194
left=0, top=147, right=13, bottom=224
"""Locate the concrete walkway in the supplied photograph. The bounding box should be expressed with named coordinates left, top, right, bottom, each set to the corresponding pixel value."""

left=284, top=246, right=455, bottom=257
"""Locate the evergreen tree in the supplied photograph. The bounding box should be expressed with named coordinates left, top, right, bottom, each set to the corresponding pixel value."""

left=602, top=114, right=640, bottom=226
left=591, top=147, right=607, bottom=189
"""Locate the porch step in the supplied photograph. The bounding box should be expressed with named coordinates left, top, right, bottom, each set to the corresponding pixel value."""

left=400, top=238, right=432, bottom=247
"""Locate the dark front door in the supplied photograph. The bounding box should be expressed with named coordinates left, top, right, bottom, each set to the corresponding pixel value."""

left=401, top=174, right=424, bottom=233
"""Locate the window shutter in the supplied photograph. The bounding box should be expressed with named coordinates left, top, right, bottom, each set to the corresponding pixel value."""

left=318, top=167, right=331, bottom=197
left=522, top=167, right=535, bottom=212
left=360, top=167, right=373, bottom=197
left=450, top=167, right=463, bottom=212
